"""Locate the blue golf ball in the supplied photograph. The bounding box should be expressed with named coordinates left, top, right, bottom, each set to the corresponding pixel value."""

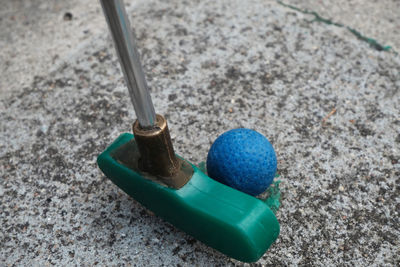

left=206, top=128, right=277, bottom=196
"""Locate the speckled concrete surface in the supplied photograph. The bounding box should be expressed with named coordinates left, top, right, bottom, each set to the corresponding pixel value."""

left=284, top=0, right=400, bottom=51
left=1, top=0, right=400, bottom=266
left=0, top=0, right=105, bottom=99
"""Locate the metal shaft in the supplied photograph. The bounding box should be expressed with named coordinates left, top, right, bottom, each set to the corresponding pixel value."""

left=100, top=0, right=156, bottom=128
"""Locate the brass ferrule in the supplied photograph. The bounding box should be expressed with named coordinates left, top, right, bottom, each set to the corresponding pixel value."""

left=133, top=114, right=179, bottom=178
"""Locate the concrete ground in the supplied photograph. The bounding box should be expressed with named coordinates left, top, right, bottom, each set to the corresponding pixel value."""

left=1, top=0, right=399, bottom=266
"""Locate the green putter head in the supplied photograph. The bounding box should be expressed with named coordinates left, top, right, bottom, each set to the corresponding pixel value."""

left=97, top=133, right=280, bottom=263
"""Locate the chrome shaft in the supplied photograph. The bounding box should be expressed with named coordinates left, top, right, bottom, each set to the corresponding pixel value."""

left=100, top=0, right=156, bottom=128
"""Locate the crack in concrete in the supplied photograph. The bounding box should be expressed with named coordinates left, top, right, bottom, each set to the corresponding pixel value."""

left=277, top=0, right=396, bottom=54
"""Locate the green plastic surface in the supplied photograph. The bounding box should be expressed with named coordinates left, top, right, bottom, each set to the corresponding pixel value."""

left=97, top=133, right=280, bottom=262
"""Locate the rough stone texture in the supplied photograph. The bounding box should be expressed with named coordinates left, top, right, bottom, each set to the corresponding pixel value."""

left=1, top=0, right=399, bottom=266
left=0, top=0, right=106, bottom=99
left=284, top=0, right=400, bottom=51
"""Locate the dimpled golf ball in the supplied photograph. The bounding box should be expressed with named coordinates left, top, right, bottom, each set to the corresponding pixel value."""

left=206, top=128, right=277, bottom=196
